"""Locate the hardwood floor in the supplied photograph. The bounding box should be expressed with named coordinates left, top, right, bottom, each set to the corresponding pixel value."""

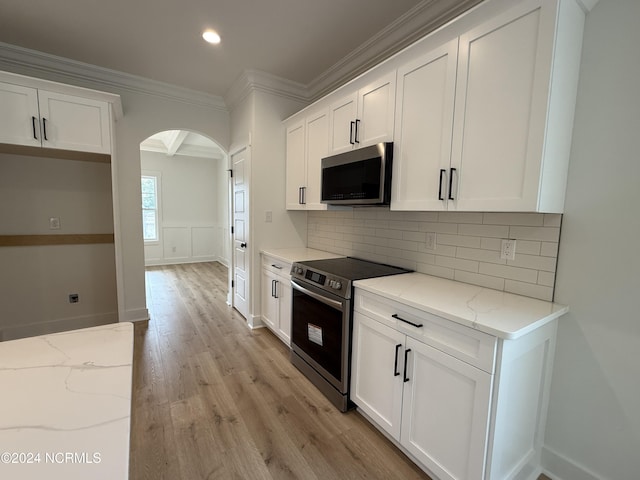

left=130, top=262, right=432, bottom=480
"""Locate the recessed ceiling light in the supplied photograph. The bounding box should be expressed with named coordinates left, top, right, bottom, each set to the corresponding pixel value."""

left=202, top=30, right=221, bottom=45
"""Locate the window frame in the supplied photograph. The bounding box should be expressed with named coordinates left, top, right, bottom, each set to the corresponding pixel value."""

left=141, top=172, right=161, bottom=244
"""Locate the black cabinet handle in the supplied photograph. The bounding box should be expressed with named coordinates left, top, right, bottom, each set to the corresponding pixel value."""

left=240, top=242, right=247, bottom=248
left=354, top=119, right=360, bottom=143
left=298, top=187, right=303, bottom=204
left=301, top=186, right=306, bottom=205
left=271, top=279, right=276, bottom=297
left=273, top=280, right=279, bottom=299
left=271, top=264, right=282, bottom=270
left=394, top=344, right=402, bottom=376
left=438, top=169, right=446, bottom=200
left=32, top=116, right=38, bottom=140
left=349, top=121, right=355, bottom=145
left=403, top=349, right=412, bottom=382
left=448, top=167, right=456, bottom=200
left=392, top=313, right=423, bottom=328
left=42, top=117, right=48, bottom=141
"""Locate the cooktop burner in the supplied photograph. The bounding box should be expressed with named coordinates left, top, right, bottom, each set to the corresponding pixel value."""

left=290, top=257, right=411, bottom=299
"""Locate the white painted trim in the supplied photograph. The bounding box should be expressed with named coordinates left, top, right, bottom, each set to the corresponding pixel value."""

left=224, top=69, right=309, bottom=110
left=120, top=308, right=150, bottom=323
left=542, top=445, right=606, bottom=480
left=0, top=42, right=227, bottom=111
left=144, top=257, right=218, bottom=267
left=247, top=315, right=265, bottom=330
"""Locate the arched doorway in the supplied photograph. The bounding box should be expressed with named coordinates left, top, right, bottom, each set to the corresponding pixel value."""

left=138, top=130, right=230, bottom=269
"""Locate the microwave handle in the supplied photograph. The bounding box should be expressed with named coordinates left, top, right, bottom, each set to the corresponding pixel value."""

left=291, top=280, right=343, bottom=311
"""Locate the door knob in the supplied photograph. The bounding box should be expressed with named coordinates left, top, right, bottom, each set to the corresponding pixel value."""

left=240, top=242, right=247, bottom=248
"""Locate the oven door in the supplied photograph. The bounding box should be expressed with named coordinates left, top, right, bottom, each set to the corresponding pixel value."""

left=290, top=279, right=350, bottom=393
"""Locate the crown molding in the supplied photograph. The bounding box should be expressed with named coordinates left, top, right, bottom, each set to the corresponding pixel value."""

left=0, top=42, right=228, bottom=111
left=307, top=0, right=483, bottom=101
left=224, top=69, right=309, bottom=110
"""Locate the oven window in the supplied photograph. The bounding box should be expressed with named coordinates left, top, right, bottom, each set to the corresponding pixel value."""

left=291, top=287, right=344, bottom=382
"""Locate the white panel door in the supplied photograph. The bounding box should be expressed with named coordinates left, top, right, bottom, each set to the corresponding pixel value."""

left=391, top=39, right=458, bottom=211
left=351, top=312, right=405, bottom=440
left=328, top=92, right=357, bottom=154
left=401, top=337, right=492, bottom=480
left=357, top=71, right=396, bottom=148
left=305, top=110, right=329, bottom=210
left=38, top=90, right=111, bottom=154
left=450, top=1, right=548, bottom=211
left=285, top=121, right=306, bottom=210
left=0, top=82, right=41, bottom=147
left=232, top=147, right=249, bottom=320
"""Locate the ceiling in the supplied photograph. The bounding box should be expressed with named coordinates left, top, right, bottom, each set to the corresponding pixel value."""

left=0, top=0, right=478, bottom=99
left=140, top=130, right=224, bottom=159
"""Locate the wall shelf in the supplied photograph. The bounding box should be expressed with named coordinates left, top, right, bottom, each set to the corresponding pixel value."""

left=0, top=234, right=114, bottom=247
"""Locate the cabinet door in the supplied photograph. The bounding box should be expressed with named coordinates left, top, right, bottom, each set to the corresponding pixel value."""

left=351, top=312, right=405, bottom=440
left=328, top=92, right=357, bottom=154
left=391, top=39, right=458, bottom=211
left=276, top=278, right=292, bottom=345
left=261, top=268, right=278, bottom=332
left=305, top=110, right=329, bottom=210
left=357, top=71, right=396, bottom=148
left=37, top=90, right=111, bottom=154
left=0, top=83, right=41, bottom=147
left=450, top=0, right=552, bottom=211
left=401, top=337, right=492, bottom=480
left=285, top=121, right=306, bottom=210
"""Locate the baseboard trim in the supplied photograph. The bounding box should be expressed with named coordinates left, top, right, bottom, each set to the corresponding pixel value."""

left=1, top=312, right=118, bottom=341
left=542, top=445, right=605, bottom=480
left=144, top=257, right=221, bottom=267
left=120, top=308, right=150, bottom=323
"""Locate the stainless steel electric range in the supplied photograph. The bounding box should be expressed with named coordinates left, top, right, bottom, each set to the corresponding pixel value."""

left=289, top=257, right=411, bottom=411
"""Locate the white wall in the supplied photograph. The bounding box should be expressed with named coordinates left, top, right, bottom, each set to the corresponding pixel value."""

left=141, top=150, right=229, bottom=266
left=0, top=154, right=117, bottom=339
left=543, top=1, right=640, bottom=478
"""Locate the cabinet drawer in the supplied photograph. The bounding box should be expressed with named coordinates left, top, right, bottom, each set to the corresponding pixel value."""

left=354, top=289, right=496, bottom=373
left=262, top=255, right=292, bottom=278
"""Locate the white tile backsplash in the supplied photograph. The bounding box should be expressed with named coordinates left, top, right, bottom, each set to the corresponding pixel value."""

left=307, top=209, right=563, bottom=301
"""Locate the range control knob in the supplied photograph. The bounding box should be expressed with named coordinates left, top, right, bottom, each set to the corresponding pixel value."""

left=334, top=281, right=342, bottom=290
left=295, top=267, right=303, bottom=274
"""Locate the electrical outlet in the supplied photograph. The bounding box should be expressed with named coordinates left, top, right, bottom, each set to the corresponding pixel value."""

left=69, top=293, right=79, bottom=303
left=500, top=239, right=517, bottom=260
left=265, top=211, right=273, bottom=223
left=49, top=217, right=61, bottom=230
left=425, top=232, right=436, bottom=250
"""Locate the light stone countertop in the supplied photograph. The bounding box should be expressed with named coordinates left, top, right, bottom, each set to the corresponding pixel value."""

left=354, top=272, right=568, bottom=340
left=0, top=322, right=134, bottom=480
left=260, top=247, right=344, bottom=265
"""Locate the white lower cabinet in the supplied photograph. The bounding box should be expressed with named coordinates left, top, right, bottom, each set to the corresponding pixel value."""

left=352, top=312, right=490, bottom=480
left=351, top=288, right=557, bottom=480
left=260, top=255, right=293, bottom=345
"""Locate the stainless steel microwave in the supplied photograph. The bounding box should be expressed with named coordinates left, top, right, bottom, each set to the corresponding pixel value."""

left=320, top=142, right=393, bottom=206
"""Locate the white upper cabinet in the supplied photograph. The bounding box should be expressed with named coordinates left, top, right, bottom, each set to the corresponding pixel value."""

left=329, top=71, right=396, bottom=154
left=392, top=0, right=586, bottom=213
left=391, top=39, right=458, bottom=211
left=0, top=73, right=115, bottom=155
left=449, top=0, right=584, bottom=212
left=37, top=90, right=111, bottom=154
left=285, top=109, right=329, bottom=210
left=285, top=120, right=306, bottom=210
left=0, top=83, right=41, bottom=148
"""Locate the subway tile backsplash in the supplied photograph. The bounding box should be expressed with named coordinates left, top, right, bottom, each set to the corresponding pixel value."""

left=307, top=209, right=562, bottom=301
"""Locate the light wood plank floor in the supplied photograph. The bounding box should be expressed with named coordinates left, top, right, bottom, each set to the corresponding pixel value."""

left=130, top=262, right=433, bottom=480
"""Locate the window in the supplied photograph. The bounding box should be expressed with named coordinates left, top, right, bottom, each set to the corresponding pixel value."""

left=141, top=175, right=159, bottom=242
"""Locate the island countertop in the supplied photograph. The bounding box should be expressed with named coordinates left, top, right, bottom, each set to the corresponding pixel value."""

left=354, top=272, right=568, bottom=340
left=0, top=322, right=134, bottom=480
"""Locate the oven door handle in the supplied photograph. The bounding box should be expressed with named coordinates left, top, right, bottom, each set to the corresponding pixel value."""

left=291, top=280, right=343, bottom=311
